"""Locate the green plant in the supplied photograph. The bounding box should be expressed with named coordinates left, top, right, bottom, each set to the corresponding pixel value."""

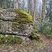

left=15, top=36, right=22, bottom=44
left=6, top=35, right=14, bottom=44
left=15, top=9, right=33, bottom=23
left=38, top=22, right=52, bottom=36
left=29, top=32, right=40, bottom=40
left=12, top=9, right=33, bottom=34
left=0, top=35, right=6, bottom=44
left=0, top=35, right=22, bottom=44
left=6, top=35, right=22, bottom=44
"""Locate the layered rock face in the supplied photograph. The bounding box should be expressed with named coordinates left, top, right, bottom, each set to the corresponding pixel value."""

left=0, top=9, right=33, bottom=36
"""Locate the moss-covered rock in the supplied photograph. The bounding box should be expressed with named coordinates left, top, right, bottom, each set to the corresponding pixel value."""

left=12, top=9, right=33, bottom=34
left=15, top=9, right=33, bottom=23
left=0, top=35, right=22, bottom=44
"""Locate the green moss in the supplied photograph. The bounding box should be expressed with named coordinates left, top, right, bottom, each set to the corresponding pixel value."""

left=15, top=9, right=33, bottom=23
left=0, top=35, right=22, bottom=44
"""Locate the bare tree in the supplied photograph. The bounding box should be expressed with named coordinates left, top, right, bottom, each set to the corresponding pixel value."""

left=42, top=0, right=47, bottom=21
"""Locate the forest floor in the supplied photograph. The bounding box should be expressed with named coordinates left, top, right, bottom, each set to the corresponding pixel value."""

left=0, top=33, right=52, bottom=52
